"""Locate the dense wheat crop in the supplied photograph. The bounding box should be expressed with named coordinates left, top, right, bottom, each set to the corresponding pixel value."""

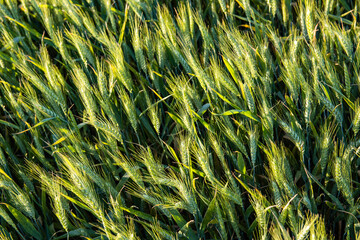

left=0, top=0, right=360, bottom=239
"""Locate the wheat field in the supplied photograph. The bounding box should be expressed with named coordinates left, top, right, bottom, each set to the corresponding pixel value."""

left=0, top=0, right=360, bottom=239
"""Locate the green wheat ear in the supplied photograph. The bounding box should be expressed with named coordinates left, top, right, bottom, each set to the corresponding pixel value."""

left=353, top=100, right=360, bottom=135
